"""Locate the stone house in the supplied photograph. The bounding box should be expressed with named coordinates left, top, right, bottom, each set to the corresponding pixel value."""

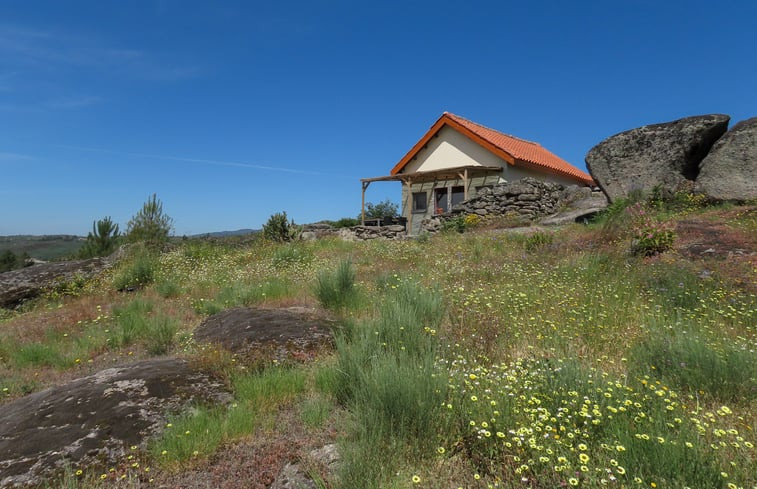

left=362, top=112, right=595, bottom=234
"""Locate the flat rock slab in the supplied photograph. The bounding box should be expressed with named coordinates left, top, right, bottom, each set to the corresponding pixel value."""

left=0, top=358, right=229, bottom=487
left=194, top=307, right=333, bottom=356
left=0, top=257, right=112, bottom=308
left=540, top=207, right=606, bottom=226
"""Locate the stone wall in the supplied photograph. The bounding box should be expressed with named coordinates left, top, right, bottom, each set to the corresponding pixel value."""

left=300, top=223, right=407, bottom=241
left=420, top=177, right=591, bottom=233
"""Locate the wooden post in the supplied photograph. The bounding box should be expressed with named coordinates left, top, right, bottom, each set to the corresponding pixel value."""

left=406, top=178, right=413, bottom=234
left=361, top=181, right=369, bottom=225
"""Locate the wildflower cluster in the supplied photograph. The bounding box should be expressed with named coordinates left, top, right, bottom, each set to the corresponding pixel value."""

left=437, top=352, right=755, bottom=487
left=625, top=202, right=676, bottom=256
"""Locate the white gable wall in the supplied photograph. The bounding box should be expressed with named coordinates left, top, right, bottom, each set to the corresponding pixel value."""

left=402, top=125, right=506, bottom=173
left=401, top=125, right=579, bottom=186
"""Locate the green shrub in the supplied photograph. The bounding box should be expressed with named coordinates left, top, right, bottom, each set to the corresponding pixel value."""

left=112, top=247, right=159, bottom=290
left=362, top=199, right=399, bottom=220
left=315, top=259, right=358, bottom=311
left=333, top=217, right=360, bottom=228
left=262, top=211, right=300, bottom=242
left=155, top=280, right=181, bottom=298
left=627, top=203, right=676, bottom=256
left=441, top=215, right=466, bottom=233
left=0, top=249, right=30, bottom=272
left=524, top=230, right=554, bottom=252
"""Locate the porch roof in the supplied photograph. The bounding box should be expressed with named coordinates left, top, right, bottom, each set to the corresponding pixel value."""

left=361, top=164, right=503, bottom=185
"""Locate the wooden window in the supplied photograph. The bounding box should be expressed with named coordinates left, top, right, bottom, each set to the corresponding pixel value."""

left=412, top=192, right=427, bottom=212
left=451, top=186, right=465, bottom=208
left=435, top=188, right=448, bottom=214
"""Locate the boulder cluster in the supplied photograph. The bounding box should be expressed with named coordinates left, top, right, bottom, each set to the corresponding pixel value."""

left=586, top=115, right=756, bottom=202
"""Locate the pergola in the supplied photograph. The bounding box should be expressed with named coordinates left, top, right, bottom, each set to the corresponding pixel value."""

left=360, top=165, right=503, bottom=231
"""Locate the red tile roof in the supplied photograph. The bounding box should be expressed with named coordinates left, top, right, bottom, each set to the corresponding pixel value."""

left=391, top=112, right=595, bottom=186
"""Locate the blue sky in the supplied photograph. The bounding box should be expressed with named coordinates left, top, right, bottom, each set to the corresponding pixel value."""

left=1, top=1, right=755, bottom=235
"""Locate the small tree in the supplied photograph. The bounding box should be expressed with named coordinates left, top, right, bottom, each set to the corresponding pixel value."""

left=126, top=194, right=174, bottom=245
left=79, top=216, right=120, bottom=258
left=262, top=211, right=300, bottom=242
left=362, top=199, right=399, bottom=220
left=0, top=250, right=18, bottom=273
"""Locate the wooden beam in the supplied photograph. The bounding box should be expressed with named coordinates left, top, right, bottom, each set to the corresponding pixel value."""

left=463, top=168, right=469, bottom=200
left=361, top=181, right=370, bottom=225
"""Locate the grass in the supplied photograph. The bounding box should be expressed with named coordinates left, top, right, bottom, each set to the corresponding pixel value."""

left=2, top=205, right=755, bottom=489
left=314, top=258, right=359, bottom=311
left=150, top=366, right=307, bottom=468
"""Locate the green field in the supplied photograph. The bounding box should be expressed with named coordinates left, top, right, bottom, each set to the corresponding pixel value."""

left=0, top=235, right=85, bottom=261
left=0, top=202, right=754, bottom=489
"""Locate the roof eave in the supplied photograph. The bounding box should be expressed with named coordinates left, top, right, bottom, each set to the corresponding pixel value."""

left=390, top=113, right=516, bottom=175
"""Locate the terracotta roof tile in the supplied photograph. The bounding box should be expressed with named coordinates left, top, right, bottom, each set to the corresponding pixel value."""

left=392, top=112, right=595, bottom=186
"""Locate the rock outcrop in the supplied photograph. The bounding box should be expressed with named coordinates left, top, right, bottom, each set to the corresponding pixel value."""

left=0, top=358, right=229, bottom=487
left=0, top=256, right=115, bottom=308
left=696, top=117, right=757, bottom=202
left=585, top=114, right=730, bottom=201
left=194, top=307, right=333, bottom=359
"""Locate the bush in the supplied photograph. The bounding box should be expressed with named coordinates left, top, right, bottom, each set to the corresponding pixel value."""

left=0, top=249, right=30, bottom=273
left=362, top=199, right=399, bottom=220
left=333, top=217, right=360, bottom=228
left=262, top=211, right=300, bottom=242
left=524, top=231, right=554, bottom=252
left=626, top=203, right=676, bottom=256
left=112, top=247, right=159, bottom=290
left=126, top=194, right=174, bottom=245
left=78, top=216, right=120, bottom=258
left=442, top=215, right=466, bottom=233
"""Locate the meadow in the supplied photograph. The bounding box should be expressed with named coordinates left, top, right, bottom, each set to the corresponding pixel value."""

left=0, top=202, right=754, bottom=489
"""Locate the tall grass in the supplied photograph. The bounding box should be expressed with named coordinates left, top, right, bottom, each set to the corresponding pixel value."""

left=331, top=281, right=446, bottom=488
left=631, top=333, right=756, bottom=402
left=315, top=259, right=358, bottom=311
left=112, top=247, right=159, bottom=291
left=192, top=278, right=294, bottom=314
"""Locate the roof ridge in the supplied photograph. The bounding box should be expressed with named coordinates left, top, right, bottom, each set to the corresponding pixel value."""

left=445, top=112, right=542, bottom=147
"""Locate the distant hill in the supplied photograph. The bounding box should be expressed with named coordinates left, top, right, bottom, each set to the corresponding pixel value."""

left=187, top=229, right=259, bottom=238
left=0, top=235, right=85, bottom=261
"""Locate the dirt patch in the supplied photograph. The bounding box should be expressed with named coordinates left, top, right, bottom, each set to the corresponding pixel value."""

left=0, top=358, right=229, bottom=487
left=194, top=307, right=334, bottom=361
left=676, top=218, right=755, bottom=260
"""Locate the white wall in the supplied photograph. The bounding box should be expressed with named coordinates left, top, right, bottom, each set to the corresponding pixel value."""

left=402, top=125, right=507, bottom=173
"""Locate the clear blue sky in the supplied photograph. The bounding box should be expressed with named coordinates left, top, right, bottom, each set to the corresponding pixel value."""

left=1, top=1, right=755, bottom=235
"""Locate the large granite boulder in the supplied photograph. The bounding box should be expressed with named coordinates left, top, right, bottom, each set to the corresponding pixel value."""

left=0, top=358, right=229, bottom=487
left=0, top=256, right=115, bottom=308
left=696, top=117, right=757, bottom=201
left=586, top=114, right=730, bottom=201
